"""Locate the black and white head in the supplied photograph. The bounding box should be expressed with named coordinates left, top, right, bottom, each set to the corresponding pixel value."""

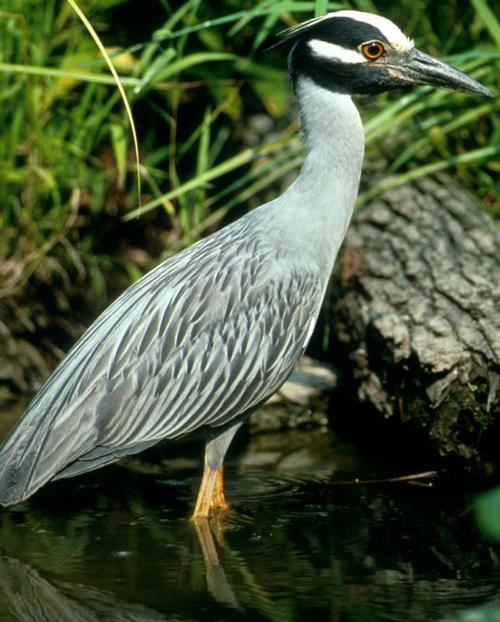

left=279, top=11, right=492, bottom=97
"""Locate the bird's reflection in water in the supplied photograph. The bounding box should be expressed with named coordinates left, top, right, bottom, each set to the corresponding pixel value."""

left=193, top=517, right=242, bottom=611
left=0, top=517, right=241, bottom=622
left=0, top=554, right=170, bottom=621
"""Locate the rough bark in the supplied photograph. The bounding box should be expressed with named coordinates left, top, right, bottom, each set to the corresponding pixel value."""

left=327, top=174, right=499, bottom=469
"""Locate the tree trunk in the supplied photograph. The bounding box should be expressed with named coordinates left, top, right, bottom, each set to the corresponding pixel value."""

left=326, top=174, right=499, bottom=470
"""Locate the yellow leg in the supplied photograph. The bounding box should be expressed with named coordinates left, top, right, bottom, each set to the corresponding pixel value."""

left=212, top=467, right=228, bottom=512
left=192, top=466, right=228, bottom=520
left=192, top=424, right=241, bottom=520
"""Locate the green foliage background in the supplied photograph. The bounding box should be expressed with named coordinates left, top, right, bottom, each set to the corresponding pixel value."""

left=0, top=0, right=498, bottom=342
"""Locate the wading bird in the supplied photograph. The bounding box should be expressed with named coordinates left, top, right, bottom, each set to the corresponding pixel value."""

left=0, top=11, right=492, bottom=518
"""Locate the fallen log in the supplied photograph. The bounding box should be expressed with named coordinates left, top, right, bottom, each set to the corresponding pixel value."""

left=325, top=174, right=499, bottom=470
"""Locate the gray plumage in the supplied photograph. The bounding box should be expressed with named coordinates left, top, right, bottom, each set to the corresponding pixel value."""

left=0, top=81, right=362, bottom=506
left=0, top=10, right=491, bottom=510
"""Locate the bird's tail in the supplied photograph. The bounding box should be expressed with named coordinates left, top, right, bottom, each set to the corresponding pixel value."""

left=0, top=426, right=41, bottom=507
left=0, top=407, right=74, bottom=507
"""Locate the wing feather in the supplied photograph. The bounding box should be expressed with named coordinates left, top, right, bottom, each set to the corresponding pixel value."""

left=0, top=211, right=324, bottom=505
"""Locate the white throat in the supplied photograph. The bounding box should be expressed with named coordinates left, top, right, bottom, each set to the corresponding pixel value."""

left=296, top=76, right=364, bottom=167
left=277, top=77, right=365, bottom=275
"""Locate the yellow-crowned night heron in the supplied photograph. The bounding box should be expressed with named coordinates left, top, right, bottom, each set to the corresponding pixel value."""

left=0, top=11, right=492, bottom=517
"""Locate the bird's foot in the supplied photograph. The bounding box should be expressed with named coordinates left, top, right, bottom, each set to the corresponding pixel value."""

left=191, top=466, right=228, bottom=521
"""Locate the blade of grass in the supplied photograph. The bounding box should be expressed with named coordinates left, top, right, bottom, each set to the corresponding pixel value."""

left=151, top=52, right=236, bottom=83
left=0, top=62, right=143, bottom=85
left=65, top=0, right=146, bottom=213
left=252, top=13, right=282, bottom=52
left=136, top=47, right=177, bottom=94
left=190, top=106, right=212, bottom=234
left=152, top=0, right=210, bottom=42
left=177, top=83, right=242, bottom=160
left=314, top=0, right=329, bottom=17
left=357, top=146, right=499, bottom=208
left=469, top=0, right=500, bottom=47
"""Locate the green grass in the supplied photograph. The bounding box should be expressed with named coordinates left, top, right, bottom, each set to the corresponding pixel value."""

left=0, top=0, right=498, bottom=359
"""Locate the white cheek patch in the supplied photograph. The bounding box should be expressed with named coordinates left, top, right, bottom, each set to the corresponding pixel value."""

left=308, top=39, right=366, bottom=64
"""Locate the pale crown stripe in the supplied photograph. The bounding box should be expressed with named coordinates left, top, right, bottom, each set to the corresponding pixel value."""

left=334, top=10, right=414, bottom=51
left=288, top=10, right=414, bottom=54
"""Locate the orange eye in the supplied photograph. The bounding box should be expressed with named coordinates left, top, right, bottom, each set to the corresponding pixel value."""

left=361, top=41, right=385, bottom=60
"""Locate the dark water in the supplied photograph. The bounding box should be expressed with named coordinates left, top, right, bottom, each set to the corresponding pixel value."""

left=0, top=427, right=499, bottom=622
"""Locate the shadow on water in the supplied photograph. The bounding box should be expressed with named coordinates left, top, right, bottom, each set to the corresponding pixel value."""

left=0, top=425, right=499, bottom=622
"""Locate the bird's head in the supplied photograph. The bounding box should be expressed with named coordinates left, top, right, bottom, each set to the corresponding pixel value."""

left=280, top=10, right=493, bottom=97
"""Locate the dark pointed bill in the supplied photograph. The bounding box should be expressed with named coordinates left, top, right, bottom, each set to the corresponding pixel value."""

left=388, top=48, right=493, bottom=97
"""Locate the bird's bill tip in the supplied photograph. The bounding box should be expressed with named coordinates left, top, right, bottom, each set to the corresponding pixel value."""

left=392, top=48, right=494, bottom=97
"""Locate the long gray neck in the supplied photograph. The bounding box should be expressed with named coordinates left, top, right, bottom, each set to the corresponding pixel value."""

left=272, top=77, right=365, bottom=277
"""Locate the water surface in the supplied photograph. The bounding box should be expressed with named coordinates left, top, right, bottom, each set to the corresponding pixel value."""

left=0, top=428, right=498, bottom=621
